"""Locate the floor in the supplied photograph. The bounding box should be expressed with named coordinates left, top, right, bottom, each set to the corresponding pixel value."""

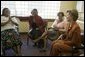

left=4, top=34, right=84, bottom=56
left=5, top=34, right=52, bottom=56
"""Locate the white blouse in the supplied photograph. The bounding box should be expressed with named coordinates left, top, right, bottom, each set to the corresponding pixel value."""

left=1, top=16, right=19, bottom=31
left=51, top=17, right=67, bottom=29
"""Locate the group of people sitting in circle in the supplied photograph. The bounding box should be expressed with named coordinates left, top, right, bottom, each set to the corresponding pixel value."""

left=1, top=8, right=82, bottom=56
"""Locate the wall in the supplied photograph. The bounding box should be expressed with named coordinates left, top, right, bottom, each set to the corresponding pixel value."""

left=60, top=1, right=84, bottom=32
left=60, top=1, right=77, bottom=15
left=19, top=1, right=84, bottom=33
left=19, top=21, right=29, bottom=33
left=47, top=1, right=78, bottom=29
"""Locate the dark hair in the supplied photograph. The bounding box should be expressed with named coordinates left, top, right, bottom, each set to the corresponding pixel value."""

left=31, top=9, right=38, bottom=14
left=2, top=8, right=9, bottom=16
left=33, top=9, right=37, bottom=12
left=67, top=9, right=78, bottom=21
left=57, top=12, right=64, bottom=17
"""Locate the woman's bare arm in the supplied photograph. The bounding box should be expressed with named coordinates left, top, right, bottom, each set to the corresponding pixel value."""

left=1, top=18, right=10, bottom=26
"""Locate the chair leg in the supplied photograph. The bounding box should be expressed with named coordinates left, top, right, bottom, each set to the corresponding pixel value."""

left=43, top=36, right=47, bottom=50
left=40, top=36, right=47, bottom=52
left=12, top=45, right=21, bottom=56
left=42, top=39, right=46, bottom=50
left=27, top=35, right=30, bottom=46
left=27, top=37, right=29, bottom=46
left=2, top=48, right=5, bottom=56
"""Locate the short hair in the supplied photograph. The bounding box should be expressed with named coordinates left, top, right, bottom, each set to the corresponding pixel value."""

left=31, top=8, right=38, bottom=14
left=67, top=9, right=78, bottom=21
left=57, top=12, right=64, bottom=17
left=2, top=8, right=9, bottom=16
left=32, top=9, right=37, bottom=12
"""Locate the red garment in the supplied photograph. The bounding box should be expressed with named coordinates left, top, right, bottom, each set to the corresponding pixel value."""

left=28, top=15, right=45, bottom=33
left=50, top=22, right=82, bottom=56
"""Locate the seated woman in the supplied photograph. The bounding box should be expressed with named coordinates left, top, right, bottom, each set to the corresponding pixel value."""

left=1, top=8, right=22, bottom=56
left=28, top=9, right=45, bottom=49
left=50, top=12, right=68, bottom=39
left=50, top=9, right=82, bottom=56
left=32, top=12, right=68, bottom=52
left=51, top=12, right=67, bottom=30
left=34, top=12, right=68, bottom=42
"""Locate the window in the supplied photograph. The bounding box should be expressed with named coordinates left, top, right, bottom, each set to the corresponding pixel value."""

left=1, top=1, right=61, bottom=19
left=1, top=1, right=16, bottom=16
left=76, top=1, right=84, bottom=12
left=76, top=1, right=84, bottom=21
